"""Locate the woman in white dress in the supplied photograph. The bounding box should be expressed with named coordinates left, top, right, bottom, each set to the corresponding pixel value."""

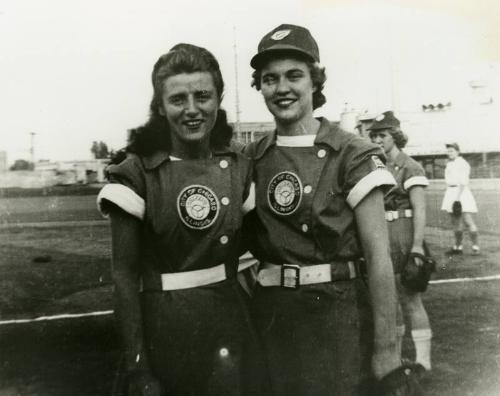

left=441, top=143, right=479, bottom=254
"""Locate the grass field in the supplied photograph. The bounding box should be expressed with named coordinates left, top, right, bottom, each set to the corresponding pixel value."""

left=1, top=202, right=500, bottom=394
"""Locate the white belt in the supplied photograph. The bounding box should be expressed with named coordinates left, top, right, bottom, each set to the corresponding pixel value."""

left=144, top=260, right=257, bottom=291
left=385, top=209, right=413, bottom=222
left=257, top=262, right=358, bottom=289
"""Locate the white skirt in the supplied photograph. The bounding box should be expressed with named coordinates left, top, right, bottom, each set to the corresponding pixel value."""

left=441, top=186, right=478, bottom=213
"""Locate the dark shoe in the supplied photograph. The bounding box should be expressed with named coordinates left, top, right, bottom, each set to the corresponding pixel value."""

left=446, top=247, right=463, bottom=255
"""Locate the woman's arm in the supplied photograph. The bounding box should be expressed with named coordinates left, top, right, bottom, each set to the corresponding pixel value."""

left=409, top=186, right=426, bottom=254
left=109, top=206, right=161, bottom=395
left=354, top=188, right=400, bottom=379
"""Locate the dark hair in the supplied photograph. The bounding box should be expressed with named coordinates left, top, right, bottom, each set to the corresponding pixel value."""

left=369, top=127, right=409, bottom=149
left=251, top=53, right=327, bottom=110
left=390, top=128, right=408, bottom=149
left=127, top=43, right=232, bottom=155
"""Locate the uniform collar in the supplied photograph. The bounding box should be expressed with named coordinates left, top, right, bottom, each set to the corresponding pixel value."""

left=142, top=145, right=235, bottom=170
left=252, top=117, right=345, bottom=160
left=393, top=150, right=407, bottom=168
left=313, top=117, right=346, bottom=151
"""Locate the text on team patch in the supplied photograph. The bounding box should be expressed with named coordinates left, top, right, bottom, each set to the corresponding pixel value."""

left=267, top=171, right=303, bottom=215
left=177, top=185, right=220, bottom=229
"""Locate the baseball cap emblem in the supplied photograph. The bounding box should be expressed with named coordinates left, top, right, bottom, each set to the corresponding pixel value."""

left=271, top=29, right=291, bottom=40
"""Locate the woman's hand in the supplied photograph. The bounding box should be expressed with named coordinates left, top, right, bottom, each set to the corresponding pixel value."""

left=410, top=245, right=425, bottom=255
left=127, top=370, right=163, bottom=396
left=372, top=347, right=400, bottom=380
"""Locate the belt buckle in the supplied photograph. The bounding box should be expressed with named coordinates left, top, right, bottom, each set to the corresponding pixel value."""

left=281, top=264, right=300, bottom=289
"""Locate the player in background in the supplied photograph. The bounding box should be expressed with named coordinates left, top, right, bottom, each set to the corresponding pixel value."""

left=441, top=143, right=480, bottom=255
left=369, top=111, right=432, bottom=371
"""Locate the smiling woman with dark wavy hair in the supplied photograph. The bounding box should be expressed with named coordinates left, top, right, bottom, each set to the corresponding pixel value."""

left=97, top=43, right=266, bottom=395
left=127, top=43, right=233, bottom=156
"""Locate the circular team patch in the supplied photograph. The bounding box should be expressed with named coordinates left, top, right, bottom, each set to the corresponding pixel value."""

left=267, top=171, right=303, bottom=215
left=177, top=185, right=219, bottom=229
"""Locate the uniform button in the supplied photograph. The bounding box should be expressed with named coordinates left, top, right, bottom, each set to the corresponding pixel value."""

left=220, top=235, right=229, bottom=244
left=219, top=160, right=229, bottom=169
left=219, top=347, right=229, bottom=358
left=221, top=197, right=230, bottom=205
left=317, top=149, right=326, bottom=158
left=301, top=224, right=309, bottom=233
left=304, top=185, right=312, bottom=194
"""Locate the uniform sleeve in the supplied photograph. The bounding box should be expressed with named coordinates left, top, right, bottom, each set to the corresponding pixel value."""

left=343, top=141, right=396, bottom=209
left=403, top=159, right=429, bottom=190
left=97, top=155, right=146, bottom=220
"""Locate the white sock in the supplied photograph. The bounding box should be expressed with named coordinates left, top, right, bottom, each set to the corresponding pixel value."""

left=412, top=328, right=432, bottom=370
left=396, top=325, right=406, bottom=359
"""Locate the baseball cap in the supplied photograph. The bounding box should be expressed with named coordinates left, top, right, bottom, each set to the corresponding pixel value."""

left=445, top=142, right=460, bottom=152
left=367, top=111, right=401, bottom=131
left=250, top=24, right=320, bottom=69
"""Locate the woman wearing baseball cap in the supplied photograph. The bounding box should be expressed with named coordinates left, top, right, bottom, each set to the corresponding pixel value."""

left=243, top=24, right=420, bottom=395
left=98, top=44, right=266, bottom=395
left=369, top=112, right=433, bottom=372
left=441, top=143, right=480, bottom=255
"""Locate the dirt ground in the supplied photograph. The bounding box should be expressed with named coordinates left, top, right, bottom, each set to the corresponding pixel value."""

left=0, top=223, right=499, bottom=395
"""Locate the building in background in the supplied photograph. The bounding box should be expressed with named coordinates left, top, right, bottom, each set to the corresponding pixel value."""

left=344, top=86, right=500, bottom=179
left=0, top=159, right=108, bottom=189
left=232, top=122, right=274, bottom=144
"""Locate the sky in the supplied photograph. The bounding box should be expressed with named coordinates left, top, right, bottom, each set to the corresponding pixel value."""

left=1, top=0, right=499, bottom=163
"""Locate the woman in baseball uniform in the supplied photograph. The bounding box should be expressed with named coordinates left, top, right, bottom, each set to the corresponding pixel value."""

left=369, top=112, right=432, bottom=371
left=98, top=44, right=265, bottom=395
left=244, top=24, right=403, bottom=395
left=441, top=143, right=479, bottom=254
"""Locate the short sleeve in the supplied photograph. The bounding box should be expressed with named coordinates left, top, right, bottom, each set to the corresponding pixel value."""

left=343, top=141, right=396, bottom=209
left=403, top=158, right=429, bottom=190
left=97, top=155, right=146, bottom=220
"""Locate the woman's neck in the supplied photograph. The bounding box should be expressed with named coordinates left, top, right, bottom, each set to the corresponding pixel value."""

left=170, top=141, right=212, bottom=160
left=276, top=116, right=320, bottom=137
left=386, top=146, right=400, bottom=163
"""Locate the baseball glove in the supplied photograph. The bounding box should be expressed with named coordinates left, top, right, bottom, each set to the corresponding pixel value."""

left=401, top=252, right=436, bottom=293
left=452, top=200, right=462, bottom=216
left=375, top=363, right=425, bottom=396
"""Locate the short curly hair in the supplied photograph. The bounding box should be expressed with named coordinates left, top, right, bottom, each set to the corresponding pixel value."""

left=369, top=127, right=409, bottom=149
left=251, top=53, right=327, bottom=110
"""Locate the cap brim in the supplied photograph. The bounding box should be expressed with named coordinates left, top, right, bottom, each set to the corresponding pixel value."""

left=250, top=45, right=316, bottom=68
left=367, top=124, right=391, bottom=131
